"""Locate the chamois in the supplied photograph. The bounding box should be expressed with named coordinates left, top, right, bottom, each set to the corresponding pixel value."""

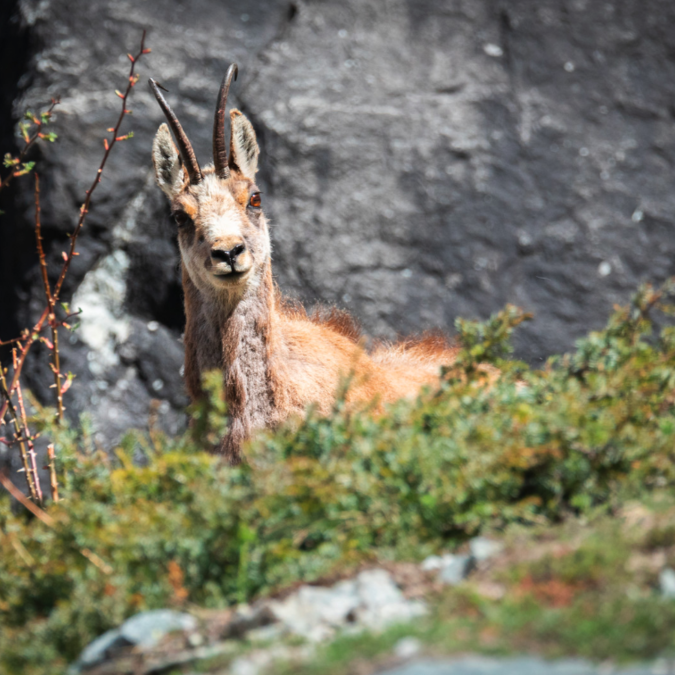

left=150, top=65, right=459, bottom=464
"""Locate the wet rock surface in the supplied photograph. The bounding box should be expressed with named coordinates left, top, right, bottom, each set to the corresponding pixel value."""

left=3, top=0, right=675, bottom=447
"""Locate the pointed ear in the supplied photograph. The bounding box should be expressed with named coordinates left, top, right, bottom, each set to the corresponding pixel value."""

left=228, top=109, right=259, bottom=180
left=152, top=123, right=184, bottom=198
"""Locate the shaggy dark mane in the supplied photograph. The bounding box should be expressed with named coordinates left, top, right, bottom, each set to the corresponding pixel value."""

left=397, top=329, right=457, bottom=356
left=277, top=292, right=362, bottom=343
left=309, top=306, right=363, bottom=342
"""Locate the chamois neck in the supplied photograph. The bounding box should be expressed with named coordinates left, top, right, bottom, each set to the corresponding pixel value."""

left=198, top=264, right=274, bottom=333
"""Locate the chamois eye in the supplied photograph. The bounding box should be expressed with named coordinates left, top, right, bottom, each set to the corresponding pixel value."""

left=172, top=210, right=191, bottom=228
left=248, top=192, right=262, bottom=209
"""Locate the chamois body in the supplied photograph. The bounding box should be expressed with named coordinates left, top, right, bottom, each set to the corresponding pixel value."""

left=150, top=68, right=457, bottom=463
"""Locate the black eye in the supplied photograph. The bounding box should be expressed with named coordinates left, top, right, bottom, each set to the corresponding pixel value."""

left=172, top=210, right=191, bottom=228
left=248, top=192, right=262, bottom=209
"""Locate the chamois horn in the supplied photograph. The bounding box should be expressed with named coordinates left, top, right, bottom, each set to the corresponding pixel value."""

left=213, top=63, right=239, bottom=179
left=149, top=78, right=203, bottom=184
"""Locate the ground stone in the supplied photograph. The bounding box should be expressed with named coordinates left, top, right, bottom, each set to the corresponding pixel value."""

left=68, top=628, right=130, bottom=673
left=70, top=609, right=197, bottom=672
left=422, top=553, right=474, bottom=586
left=377, top=656, right=666, bottom=675
left=118, top=609, right=197, bottom=650
left=268, top=568, right=426, bottom=642
left=394, top=637, right=423, bottom=660
left=469, top=537, right=504, bottom=563
left=659, top=567, right=675, bottom=600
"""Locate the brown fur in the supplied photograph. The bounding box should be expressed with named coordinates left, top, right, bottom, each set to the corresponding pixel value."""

left=152, top=108, right=459, bottom=464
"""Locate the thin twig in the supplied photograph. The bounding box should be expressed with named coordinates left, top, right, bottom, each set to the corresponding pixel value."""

left=0, top=30, right=150, bottom=425
left=34, top=174, right=64, bottom=423
left=47, top=443, right=59, bottom=502
left=0, top=472, right=53, bottom=526
left=13, top=351, right=43, bottom=505
left=0, top=367, right=37, bottom=502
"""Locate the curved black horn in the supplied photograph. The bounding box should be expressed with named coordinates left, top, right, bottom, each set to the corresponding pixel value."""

left=149, top=78, right=203, bottom=184
left=213, top=63, right=238, bottom=179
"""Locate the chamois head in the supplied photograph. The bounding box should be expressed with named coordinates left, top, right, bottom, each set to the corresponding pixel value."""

left=150, top=65, right=269, bottom=298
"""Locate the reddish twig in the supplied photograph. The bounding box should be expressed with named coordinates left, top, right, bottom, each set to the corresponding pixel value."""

left=47, top=444, right=59, bottom=502
left=0, top=367, right=37, bottom=502
left=0, top=30, right=150, bottom=426
left=0, top=98, right=59, bottom=194
left=13, top=350, right=43, bottom=505
left=34, top=174, right=64, bottom=423
left=0, top=471, right=53, bottom=525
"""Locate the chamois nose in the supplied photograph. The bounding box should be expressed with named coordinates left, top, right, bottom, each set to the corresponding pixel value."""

left=210, top=243, right=246, bottom=267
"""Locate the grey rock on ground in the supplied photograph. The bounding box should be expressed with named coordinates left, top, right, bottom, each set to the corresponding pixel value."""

left=69, top=609, right=197, bottom=673
left=659, top=567, right=675, bottom=600
left=3, top=0, right=675, bottom=451
left=377, top=656, right=671, bottom=675
left=421, top=553, right=474, bottom=586
left=469, top=537, right=504, bottom=562
left=421, top=536, right=503, bottom=585
left=69, top=568, right=425, bottom=672
left=268, top=568, right=427, bottom=642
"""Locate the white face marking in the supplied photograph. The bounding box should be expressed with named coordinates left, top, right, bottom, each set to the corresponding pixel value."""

left=173, top=172, right=270, bottom=297
left=152, top=107, right=267, bottom=299
left=203, top=204, right=246, bottom=242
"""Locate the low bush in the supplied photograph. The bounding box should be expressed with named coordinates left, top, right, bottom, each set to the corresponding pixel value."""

left=3, top=281, right=675, bottom=673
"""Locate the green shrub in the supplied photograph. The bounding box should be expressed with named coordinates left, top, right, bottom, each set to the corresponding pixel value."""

left=3, top=281, right=675, bottom=673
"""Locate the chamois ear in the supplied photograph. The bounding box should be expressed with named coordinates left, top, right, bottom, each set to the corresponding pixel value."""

left=228, top=110, right=259, bottom=179
left=152, top=123, right=184, bottom=198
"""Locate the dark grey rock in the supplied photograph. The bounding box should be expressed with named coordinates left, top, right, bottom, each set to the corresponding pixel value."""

left=3, top=0, right=675, bottom=450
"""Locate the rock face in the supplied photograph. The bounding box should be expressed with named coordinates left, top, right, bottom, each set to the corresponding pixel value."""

left=2, top=0, right=675, bottom=447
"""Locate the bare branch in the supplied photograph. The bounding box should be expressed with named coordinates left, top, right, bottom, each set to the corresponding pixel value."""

left=47, top=443, right=59, bottom=502
left=0, top=367, right=38, bottom=502
left=0, top=30, right=150, bottom=424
